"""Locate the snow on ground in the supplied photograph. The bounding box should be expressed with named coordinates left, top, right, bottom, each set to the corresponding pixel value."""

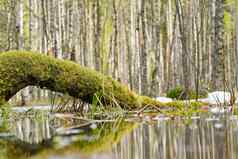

left=207, top=91, right=231, bottom=104
left=155, top=97, right=173, bottom=103
left=156, top=91, right=234, bottom=106
left=198, top=91, right=231, bottom=105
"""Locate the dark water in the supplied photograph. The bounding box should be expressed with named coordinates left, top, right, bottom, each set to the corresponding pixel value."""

left=0, top=108, right=238, bottom=159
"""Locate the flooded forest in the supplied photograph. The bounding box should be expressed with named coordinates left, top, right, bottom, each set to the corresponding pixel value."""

left=0, top=0, right=237, bottom=159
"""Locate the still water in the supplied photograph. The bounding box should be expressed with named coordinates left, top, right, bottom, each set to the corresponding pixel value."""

left=0, top=108, right=238, bottom=159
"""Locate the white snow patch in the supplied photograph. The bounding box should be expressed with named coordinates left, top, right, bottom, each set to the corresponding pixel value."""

left=206, top=91, right=231, bottom=105
left=155, top=97, right=173, bottom=103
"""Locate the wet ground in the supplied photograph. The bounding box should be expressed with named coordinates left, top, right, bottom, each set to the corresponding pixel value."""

left=0, top=106, right=237, bottom=159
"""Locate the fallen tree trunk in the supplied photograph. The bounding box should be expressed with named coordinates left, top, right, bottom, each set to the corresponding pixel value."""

left=0, top=51, right=163, bottom=109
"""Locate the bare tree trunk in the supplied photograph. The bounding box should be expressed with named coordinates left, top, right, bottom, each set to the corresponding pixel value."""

left=16, top=0, right=24, bottom=50
left=41, top=0, right=49, bottom=53
left=16, top=0, right=27, bottom=105
left=149, top=0, right=161, bottom=97
left=93, top=0, right=101, bottom=72
left=29, top=0, right=37, bottom=101
left=235, top=2, right=238, bottom=89
left=54, top=0, right=63, bottom=59
left=112, top=0, right=119, bottom=79
left=211, top=0, right=225, bottom=90
left=123, top=6, right=133, bottom=90
left=139, top=0, right=148, bottom=95
left=176, top=0, right=190, bottom=98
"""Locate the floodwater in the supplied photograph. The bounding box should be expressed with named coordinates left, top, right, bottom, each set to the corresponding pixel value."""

left=0, top=107, right=238, bottom=159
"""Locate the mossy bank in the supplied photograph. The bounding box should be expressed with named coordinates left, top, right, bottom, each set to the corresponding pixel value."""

left=0, top=51, right=205, bottom=110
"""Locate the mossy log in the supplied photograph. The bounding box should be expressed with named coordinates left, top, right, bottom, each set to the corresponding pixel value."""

left=0, top=51, right=164, bottom=109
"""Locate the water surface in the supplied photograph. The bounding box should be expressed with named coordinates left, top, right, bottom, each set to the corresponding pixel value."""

left=0, top=108, right=237, bottom=159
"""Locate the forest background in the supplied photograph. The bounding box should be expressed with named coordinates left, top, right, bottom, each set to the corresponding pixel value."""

left=0, top=0, right=237, bottom=102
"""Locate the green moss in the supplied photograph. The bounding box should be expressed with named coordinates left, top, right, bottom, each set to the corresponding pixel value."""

left=164, top=100, right=208, bottom=117
left=0, top=51, right=209, bottom=114
left=0, top=51, right=164, bottom=110
left=0, top=102, right=10, bottom=132
left=166, top=86, right=208, bottom=100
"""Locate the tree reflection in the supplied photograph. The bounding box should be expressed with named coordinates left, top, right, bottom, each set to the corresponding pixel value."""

left=1, top=113, right=238, bottom=159
left=0, top=113, right=136, bottom=159
left=114, top=117, right=238, bottom=159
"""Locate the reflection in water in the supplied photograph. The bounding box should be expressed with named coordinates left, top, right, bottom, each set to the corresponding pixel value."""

left=114, top=116, right=238, bottom=159
left=0, top=112, right=136, bottom=159
left=1, top=112, right=238, bottom=159
left=12, top=117, right=51, bottom=144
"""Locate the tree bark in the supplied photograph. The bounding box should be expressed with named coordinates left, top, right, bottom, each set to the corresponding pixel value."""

left=16, top=0, right=24, bottom=50
left=211, top=0, right=225, bottom=90
left=112, top=0, right=119, bottom=79
left=139, top=0, right=148, bottom=95
left=93, top=0, right=101, bottom=72
left=175, top=0, right=190, bottom=98
left=16, top=0, right=27, bottom=105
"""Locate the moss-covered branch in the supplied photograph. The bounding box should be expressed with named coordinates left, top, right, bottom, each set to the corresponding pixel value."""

left=0, top=51, right=165, bottom=109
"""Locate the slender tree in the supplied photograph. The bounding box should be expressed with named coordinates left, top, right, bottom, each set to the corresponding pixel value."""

left=211, top=0, right=225, bottom=89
